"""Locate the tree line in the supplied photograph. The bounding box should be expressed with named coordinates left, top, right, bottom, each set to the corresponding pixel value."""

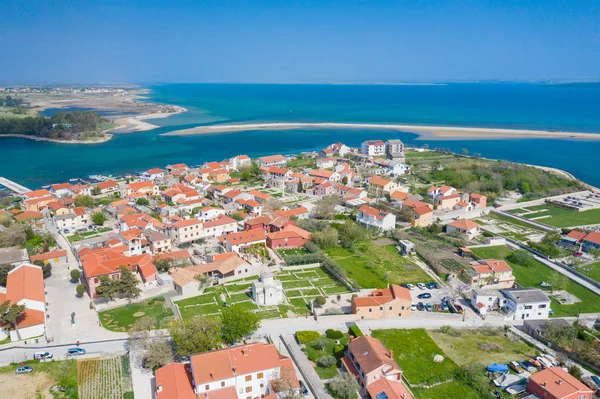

left=0, top=110, right=110, bottom=140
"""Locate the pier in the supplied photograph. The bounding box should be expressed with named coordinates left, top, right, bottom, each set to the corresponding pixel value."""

left=0, top=177, right=30, bottom=195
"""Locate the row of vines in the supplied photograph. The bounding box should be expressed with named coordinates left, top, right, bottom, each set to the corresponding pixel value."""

left=78, top=356, right=132, bottom=399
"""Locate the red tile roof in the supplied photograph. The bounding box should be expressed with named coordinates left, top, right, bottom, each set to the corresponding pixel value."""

left=529, top=367, right=593, bottom=399
left=447, top=218, right=480, bottom=230
left=6, top=264, right=44, bottom=303
left=155, top=363, right=197, bottom=399
left=30, top=250, right=68, bottom=262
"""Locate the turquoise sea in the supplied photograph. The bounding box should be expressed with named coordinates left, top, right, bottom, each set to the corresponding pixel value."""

left=1, top=83, right=600, bottom=188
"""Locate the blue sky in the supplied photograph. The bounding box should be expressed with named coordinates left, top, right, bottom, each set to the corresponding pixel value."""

left=0, top=0, right=598, bottom=84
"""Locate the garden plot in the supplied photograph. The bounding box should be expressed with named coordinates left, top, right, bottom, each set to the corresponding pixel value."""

left=278, top=267, right=351, bottom=305
left=477, top=213, right=545, bottom=242
left=78, top=356, right=132, bottom=399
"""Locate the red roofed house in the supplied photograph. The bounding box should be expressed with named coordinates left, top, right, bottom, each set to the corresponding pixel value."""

left=96, top=179, right=119, bottom=195
left=361, top=140, right=386, bottom=156
left=229, top=154, right=252, bottom=171
left=351, top=284, right=412, bottom=320
left=470, top=259, right=515, bottom=289
left=446, top=218, right=480, bottom=239
left=24, top=195, right=56, bottom=212
left=273, top=206, right=309, bottom=219
left=368, top=176, right=398, bottom=195
left=0, top=264, right=46, bottom=342
left=582, top=231, right=600, bottom=253
left=79, top=247, right=157, bottom=299
left=155, top=342, right=299, bottom=399
left=223, top=230, right=266, bottom=253
left=527, top=367, right=593, bottom=399
left=356, top=205, right=396, bottom=231
left=14, top=210, right=44, bottom=223
left=561, top=230, right=586, bottom=251
left=436, top=193, right=461, bottom=210
left=22, top=189, right=52, bottom=200
left=470, top=193, right=487, bottom=208
left=167, top=218, right=204, bottom=246
left=314, top=181, right=333, bottom=197
left=342, top=335, right=413, bottom=399
left=259, top=154, right=287, bottom=168
left=141, top=168, right=164, bottom=181
left=126, top=180, right=159, bottom=197
left=266, top=227, right=311, bottom=250
left=166, top=163, right=189, bottom=175
left=54, top=207, right=89, bottom=230
left=427, top=185, right=455, bottom=200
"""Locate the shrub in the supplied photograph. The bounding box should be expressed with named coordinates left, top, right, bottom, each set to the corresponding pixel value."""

left=296, top=330, right=321, bottom=344
left=507, top=249, right=536, bottom=267
left=76, top=284, right=85, bottom=297
left=70, top=269, right=80, bottom=281
left=317, top=355, right=337, bottom=367
left=479, top=343, right=503, bottom=352
left=333, top=344, right=346, bottom=358
left=482, top=231, right=494, bottom=238
left=315, top=296, right=326, bottom=306
left=349, top=324, right=363, bottom=338
left=327, top=373, right=360, bottom=399
left=326, top=329, right=344, bottom=340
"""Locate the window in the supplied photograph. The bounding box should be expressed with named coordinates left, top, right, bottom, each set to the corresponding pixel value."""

left=260, top=383, right=264, bottom=388
left=380, top=306, right=383, bottom=311
left=538, top=304, right=547, bottom=308
left=221, top=382, right=225, bottom=387
left=246, top=387, right=252, bottom=393
left=369, top=309, right=372, bottom=312
left=205, top=385, right=210, bottom=390
left=257, top=372, right=263, bottom=378
left=245, top=375, right=252, bottom=382
left=525, top=305, right=532, bottom=310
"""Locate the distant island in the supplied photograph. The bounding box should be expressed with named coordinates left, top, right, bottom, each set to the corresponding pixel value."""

left=0, top=87, right=186, bottom=143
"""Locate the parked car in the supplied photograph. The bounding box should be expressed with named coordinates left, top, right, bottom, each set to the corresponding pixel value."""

left=426, top=282, right=440, bottom=289
left=410, top=303, right=417, bottom=311
left=441, top=301, right=448, bottom=311
left=529, top=358, right=542, bottom=369
left=417, top=283, right=427, bottom=290
left=67, top=348, right=86, bottom=356
left=403, top=283, right=415, bottom=290
left=454, top=305, right=464, bottom=314
left=33, top=352, right=53, bottom=360
left=425, top=303, right=433, bottom=312
left=591, top=375, right=600, bottom=388
left=417, top=302, right=425, bottom=311
left=574, top=252, right=583, bottom=257
left=299, top=380, right=309, bottom=396
left=417, top=293, right=432, bottom=299
left=509, top=361, right=524, bottom=374
left=15, top=366, right=33, bottom=374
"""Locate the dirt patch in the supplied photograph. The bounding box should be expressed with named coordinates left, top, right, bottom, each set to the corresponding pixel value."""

left=132, top=312, right=145, bottom=317
left=372, top=238, right=395, bottom=247
left=550, top=290, right=581, bottom=305
left=0, top=371, right=55, bottom=399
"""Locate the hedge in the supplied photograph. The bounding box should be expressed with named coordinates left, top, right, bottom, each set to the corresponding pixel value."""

left=296, top=330, right=321, bottom=344
left=325, top=329, right=344, bottom=340
left=349, top=324, right=364, bottom=338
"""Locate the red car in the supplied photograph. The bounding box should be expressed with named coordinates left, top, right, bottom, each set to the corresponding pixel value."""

left=574, top=252, right=583, bottom=257
left=454, top=305, right=464, bottom=314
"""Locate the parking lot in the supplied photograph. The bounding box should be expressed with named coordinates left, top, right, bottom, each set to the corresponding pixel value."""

left=407, top=282, right=457, bottom=313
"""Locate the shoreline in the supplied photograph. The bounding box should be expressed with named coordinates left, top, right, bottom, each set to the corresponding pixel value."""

left=0, top=133, right=113, bottom=145
left=160, top=122, right=600, bottom=141
left=111, top=106, right=188, bottom=133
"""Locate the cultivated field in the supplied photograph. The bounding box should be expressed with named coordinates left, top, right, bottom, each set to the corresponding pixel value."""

left=506, top=204, right=600, bottom=228
left=78, top=356, right=132, bottom=399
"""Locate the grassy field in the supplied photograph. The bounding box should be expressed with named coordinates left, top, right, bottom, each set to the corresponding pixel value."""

left=471, top=245, right=600, bottom=316
left=428, top=328, right=535, bottom=366
left=412, top=381, right=482, bottom=399
left=578, top=261, right=600, bottom=284
left=0, top=358, right=78, bottom=398
left=99, top=296, right=174, bottom=332
left=325, top=241, right=430, bottom=288
left=506, top=204, right=600, bottom=228
left=302, top=332, right=350, bottom=379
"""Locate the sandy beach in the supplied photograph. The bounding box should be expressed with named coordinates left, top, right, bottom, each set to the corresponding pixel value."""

left=0, top=133, right=113, bottom=145
left=160, top=122, right=600, bottom=141
left=112, top=107, right=187, bottom=133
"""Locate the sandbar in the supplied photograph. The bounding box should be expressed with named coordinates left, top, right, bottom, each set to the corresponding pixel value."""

left=160, top=122, right=600, bottom=141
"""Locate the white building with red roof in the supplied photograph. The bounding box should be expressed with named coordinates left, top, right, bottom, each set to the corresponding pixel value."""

left=356, top=205, right=396, bottom=231
left=446, top=218, right=480, bottom=239
left=259, top=154, right=287, bottom=168
left=0, top=264, right=46, bottom=341
left=155, top=343, right=299, bottom=399
left=222, top=230, right=266, bottom=253
left=470, top=259, right=515, bottom=289
left=361, top=140, right=386, bottom=156
left=351, top=284, right=412, bottom=320
left=141, top=168, right=164, bottom=181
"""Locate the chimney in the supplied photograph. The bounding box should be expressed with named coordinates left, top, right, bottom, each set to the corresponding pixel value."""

left=542, top=381, right=547, bottom=387
left=232, top=366, right=237, bottom=375
left=388, top=350, right=393, bottom=359
left=156, top=384, right=163, bottom=392
left=210, top=372, right=213, bottom=380
left=558, top=379, right=563, bottom=385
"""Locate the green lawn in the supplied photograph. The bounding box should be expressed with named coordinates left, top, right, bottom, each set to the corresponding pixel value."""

left=487, top=212, right=545, bottom=231
left=179, top=302, right=224, bottom=319
left=99, top=296, right=174, bottom=332
left=471, top=246, right=600, bottom=316
left=325, top=242, right=430, bottom=288
left=578, top=261, right=600, bottom=284
left=412, top=381, right=482, bottom=399
left=512, top=204, right=600, bottom=228
left=371, top=329, right=460, bottom=385
left=428, top=329, right=535, bottom=366
left=278, top=247, right=308, bottom=256
left=287, top=157, right=317, bottom=169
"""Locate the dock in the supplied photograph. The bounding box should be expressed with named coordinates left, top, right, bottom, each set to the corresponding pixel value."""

left=0, top=177, right=30, bottom=195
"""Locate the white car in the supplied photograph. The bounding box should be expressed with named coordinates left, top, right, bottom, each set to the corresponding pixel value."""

left=405, top=283, right=415, bottom=290
left=410, top=303, right=417, bottom=311
left=417, top=283, right=427, bottom=290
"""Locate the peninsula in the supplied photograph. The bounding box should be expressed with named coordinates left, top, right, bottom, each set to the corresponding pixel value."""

left=161, top=121, right=600, bottom=141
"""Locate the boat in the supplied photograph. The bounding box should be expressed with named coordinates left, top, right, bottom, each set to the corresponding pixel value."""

left=540, top=281, right=552, bottom=288
left=487, top=364, right=509, bottom=373
left=506, top=384, right=527, bottom=395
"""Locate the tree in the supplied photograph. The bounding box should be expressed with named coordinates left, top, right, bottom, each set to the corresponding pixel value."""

left=91, top=212, right=107, bottom=226
left=297, top=180, right=303, bottom=193
left=95, top=276, right=118, bottom=301
left=317, top=355, right=337, bottom=367
left=76, top=284, right=85, bottom=297
left=342, top=176, right=348, bottom=185
left=129, top=316, right=158, bottom=353
left=313, top=338, right=329, bottom=351
left=313, top=195, right=341, bottom=219
left=168, top=316, right=222, bottom=357
left=462, top=148, right=469, bottom=156
left=70, top=269, right=81, bottom=282
left=91, top=186, right=101, bottom=196
left=142, top=333, right=173, bottom=370
left=136, top=198, right=149, bottom=206
left=221, top=305, right=261, bottom=343
left=338, top=221, right=365, bottom=247
left=327, top=373, right=359, bottom=399
left=74, top=195, right=94, bottom=208
left=116, top=266, right=141, bottom=300
left=312, top=226, right=338, bottom=249
left=263, top=198, right=283, bottom=213
left=0, top=264, right=14, bottom=286
left=0, top=300, right=26, bottom=340
left=568, top=364, right=582, bottom=380
left=0, top=224, right=26, bottom=248
left=271, top=366, right=300, bottom=399
left=549, top=271, right=568, bottom=292
left=42, top=263, right=52, bottom=278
